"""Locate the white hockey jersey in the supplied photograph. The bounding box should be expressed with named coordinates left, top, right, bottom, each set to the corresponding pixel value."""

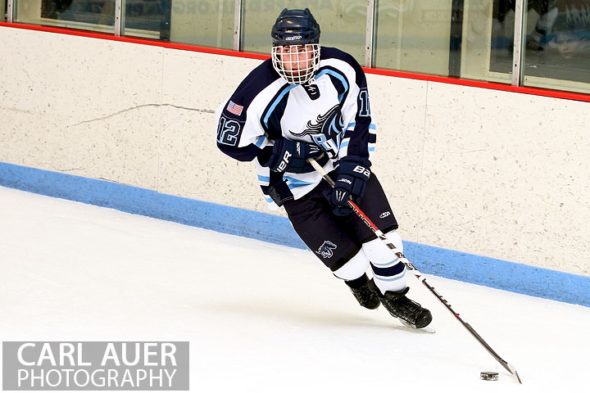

left=216, top=47, right=377, bottom=208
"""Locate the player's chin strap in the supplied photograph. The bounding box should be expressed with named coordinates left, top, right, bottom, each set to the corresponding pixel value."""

left=308, top=157, right=522, bottom=385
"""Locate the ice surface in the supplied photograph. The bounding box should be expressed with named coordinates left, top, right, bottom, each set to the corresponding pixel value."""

left=1, top=186, right=588, bottom=392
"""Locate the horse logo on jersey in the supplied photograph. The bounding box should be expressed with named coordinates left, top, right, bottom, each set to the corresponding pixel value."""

left=316, top=240, right=337, bottom=259
left=289, top=105, right=343, bottom=158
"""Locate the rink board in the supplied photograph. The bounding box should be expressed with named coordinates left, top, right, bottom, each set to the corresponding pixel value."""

left=1, top=160, right=588, bottom=308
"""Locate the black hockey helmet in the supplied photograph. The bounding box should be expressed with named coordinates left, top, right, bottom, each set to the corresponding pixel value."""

left=271, top=8, right=321, bottom=46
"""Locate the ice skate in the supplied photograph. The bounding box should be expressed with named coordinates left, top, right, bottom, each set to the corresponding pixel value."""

left=380, top=287, right=432, bottom=328
left=347, top=277, right=381, bottom=310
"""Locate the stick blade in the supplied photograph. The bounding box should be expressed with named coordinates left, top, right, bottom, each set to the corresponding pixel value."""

left=506, top=363, right=522, bottom=384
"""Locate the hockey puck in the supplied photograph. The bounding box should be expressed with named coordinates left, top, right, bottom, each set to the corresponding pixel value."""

left=480, top=371, right=499, bottom=381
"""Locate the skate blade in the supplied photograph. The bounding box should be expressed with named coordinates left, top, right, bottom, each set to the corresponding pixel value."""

left=399, top=319, right=436, bottom=334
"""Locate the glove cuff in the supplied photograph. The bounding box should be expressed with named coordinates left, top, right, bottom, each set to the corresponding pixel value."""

left=267, top=181, right=294, bottom=206
left=337, top=156, right=371, bottom=181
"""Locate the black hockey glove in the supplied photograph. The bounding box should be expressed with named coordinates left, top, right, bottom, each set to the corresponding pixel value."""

left=265, top=139, right=322, bottom=173
left=325, top=156, right=371, bottom=216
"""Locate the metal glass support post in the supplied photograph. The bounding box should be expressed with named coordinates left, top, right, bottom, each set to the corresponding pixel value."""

left=512, top=0, right=527, bottom=86
left=216, top=0, right=225, bottom=47
left=448, top=0, right=465, bottom=77
left=233, top=0, right=243, bottom=51
left=365, top=0, right=377, bottom=67
left=6, top=0, right=14, bottom=22
left=115, top=0, right=125, bottom=36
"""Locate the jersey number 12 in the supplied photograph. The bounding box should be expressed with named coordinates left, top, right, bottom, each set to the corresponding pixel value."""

left=217, top=115, right=241, bottom=146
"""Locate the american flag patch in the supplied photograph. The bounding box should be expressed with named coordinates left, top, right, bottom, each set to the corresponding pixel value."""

left=226, top=100, right=244, bottom=116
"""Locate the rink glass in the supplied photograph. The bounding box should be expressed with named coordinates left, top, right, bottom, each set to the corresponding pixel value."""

left=166, top=0, right=234, bottom=48
left=9, top=0, right=590, bottom=95
left=521, top=0, right=590, bottom=93
left=14, top=0, right=116, bottom=32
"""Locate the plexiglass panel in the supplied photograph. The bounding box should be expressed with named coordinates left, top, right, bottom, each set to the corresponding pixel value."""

left=462, top=0, right=513, bottom=84
left=522, top=0, right=590, bottom=93
left=168, top=0, right=234, bottom=48
left=16, top=0, right=116, bottom=32
left=374, top=1, right=453, bottom=76
left=123, top=0, right=170, bottom=40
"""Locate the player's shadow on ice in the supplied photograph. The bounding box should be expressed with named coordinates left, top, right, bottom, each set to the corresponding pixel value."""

left=199, top=300, right=431, bottom=334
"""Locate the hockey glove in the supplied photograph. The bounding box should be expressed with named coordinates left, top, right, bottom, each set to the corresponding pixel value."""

left=265, top=139, right=322, bottom=173
left=325, top=156, right=371, bottom=216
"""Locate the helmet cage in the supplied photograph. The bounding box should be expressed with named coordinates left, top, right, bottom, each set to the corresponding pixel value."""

left=272, top=44, right=320, bottom=85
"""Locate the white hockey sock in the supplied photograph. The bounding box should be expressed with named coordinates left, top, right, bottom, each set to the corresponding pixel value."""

left=363, top=231, right=407, bottom=294
left=333, top=249, right=371, bottom=281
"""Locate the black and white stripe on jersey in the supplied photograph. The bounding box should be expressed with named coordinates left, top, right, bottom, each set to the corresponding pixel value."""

left=315, top=65, right=350, bottom=104
left=319, top=47, right=367, bottom=92
left=260, top=83, right=295, bottom=138
left=320, top=47, right=373, bottom=159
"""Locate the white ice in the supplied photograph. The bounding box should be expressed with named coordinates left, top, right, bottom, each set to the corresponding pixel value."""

left=1, top=185, right=589, bottom=392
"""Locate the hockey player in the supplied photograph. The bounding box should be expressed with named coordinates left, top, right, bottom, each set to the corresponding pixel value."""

left=216, top=8, right=432, bottom=328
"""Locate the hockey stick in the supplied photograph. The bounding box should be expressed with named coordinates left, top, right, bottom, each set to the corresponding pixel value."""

left=308, top=157, right=522, bottom=384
